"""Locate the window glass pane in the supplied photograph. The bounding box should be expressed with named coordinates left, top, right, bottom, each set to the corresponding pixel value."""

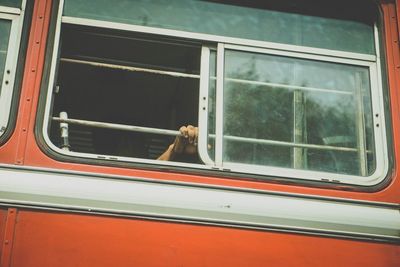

left=221, top=49, right=375, bottom=176
left=64, top=0, right=375, bottom=54
left=0, top=19, right=11, bottom=97
left=0, top=0, right=22, bottom=8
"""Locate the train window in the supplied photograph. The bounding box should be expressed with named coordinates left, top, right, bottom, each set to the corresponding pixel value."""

left=43, top=0, right=388, bottom=185
left=0, top=7, right=24, bottom=138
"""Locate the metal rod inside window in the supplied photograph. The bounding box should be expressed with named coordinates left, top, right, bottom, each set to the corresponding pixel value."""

left=222, top=77, right=354, bottom=95
left=60, top=58, right=200, bottom=79
left=222, top=135, right=358, bottom=152
left=293, top=89, right=306, bottom=168
left=52, top=117, right=181, bottom=137
left=214, top=43, right=225, bottom=167
left=53, top=116, right=361, bottom=153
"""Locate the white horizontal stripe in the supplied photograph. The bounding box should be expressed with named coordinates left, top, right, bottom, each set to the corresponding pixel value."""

left=0, top=167, right=398, bottom=241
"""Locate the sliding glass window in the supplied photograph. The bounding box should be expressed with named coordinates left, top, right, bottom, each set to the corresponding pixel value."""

left=43, top=0, right=387, bottom=186
left=200, top=45, right=381, bottom=183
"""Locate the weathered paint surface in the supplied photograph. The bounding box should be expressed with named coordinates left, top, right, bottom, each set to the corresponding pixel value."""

left=0, top=209, right=7, bottom=256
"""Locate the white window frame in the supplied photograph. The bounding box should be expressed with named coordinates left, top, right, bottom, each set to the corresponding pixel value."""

left=0, top=3, right=25, bottom=137
left=42, top=0, right=388, bottom=186
left=198, top=42, right=388, bottom=185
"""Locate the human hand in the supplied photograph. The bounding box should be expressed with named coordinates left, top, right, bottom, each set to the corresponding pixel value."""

left=157, top=125, right=198, bottom=161
left=173, top=125, right=198, bottom=155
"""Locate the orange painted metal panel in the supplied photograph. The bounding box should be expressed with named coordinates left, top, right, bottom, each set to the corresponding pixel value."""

left=1, top=209, right=17, bottom=267
left=397, top=0, right=400, bottom=40
left=8, top=210, right=400, bottom=267
left=0, top=209, right=7, bottom=260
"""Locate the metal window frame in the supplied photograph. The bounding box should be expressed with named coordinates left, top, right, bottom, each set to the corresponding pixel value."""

left=0, top=6, right=21, bottom=15
left=198, top=41, right=388, bottom=186
left=197, top=46, right=214, bottom=166
left=0, top=7, right=25, bottom=137
left=41, top=0, right=215, bottom=170
left=41, top=1, right=388, bottom=186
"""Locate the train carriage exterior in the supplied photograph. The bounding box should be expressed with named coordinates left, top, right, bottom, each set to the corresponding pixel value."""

left=0, top=0, right=400, bottom=266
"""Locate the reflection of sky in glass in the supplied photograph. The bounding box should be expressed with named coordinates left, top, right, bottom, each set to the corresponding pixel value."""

left=0, top=20, right=11, bottom=96
left=0, top=0, right=22, bottom=8
left=221, top=49, right=375, bottom=175
left=64, top=0, right=375, bottom=54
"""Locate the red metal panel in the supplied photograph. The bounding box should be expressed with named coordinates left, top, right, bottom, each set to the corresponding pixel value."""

left=0, top=209, right=8, bottom=260
left=397, top=0, right=400, bottom=40
left=383, top=0, right=400, bottom=198
left=8, top=210, right=400, bottom=267
left=0, top=209, right=17, bottom=267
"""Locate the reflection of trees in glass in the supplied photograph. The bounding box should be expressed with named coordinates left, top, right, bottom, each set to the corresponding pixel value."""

left=220, top=51, right=373, bottom=176
left=223, top=58, right=293, bottom=167
left=306, top=94, right=356, bottom=146
left=305, top=93, right=360, bottom=175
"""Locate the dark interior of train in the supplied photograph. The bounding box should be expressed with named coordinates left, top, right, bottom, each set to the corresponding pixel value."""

left=49, top=24, right=201, bottom=160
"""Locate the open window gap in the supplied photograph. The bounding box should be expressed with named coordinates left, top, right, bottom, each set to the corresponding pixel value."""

left=49, top=25, right=201, bottom=162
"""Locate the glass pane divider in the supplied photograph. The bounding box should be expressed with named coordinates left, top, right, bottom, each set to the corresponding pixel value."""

left=214, top=43, right=224, bottom=167
left=198, top=46, right=215, bottom=166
